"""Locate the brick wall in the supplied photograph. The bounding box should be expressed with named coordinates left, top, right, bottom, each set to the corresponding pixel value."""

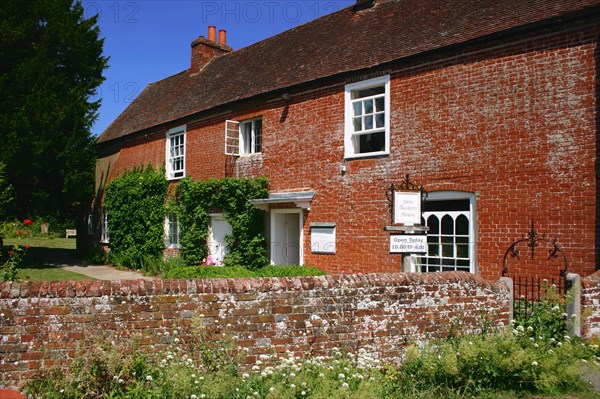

left=95, top=18, right=600, bottom=280
left=0, top=272, right=509, bottom=387
left=581, top=270, right=600, bottom=338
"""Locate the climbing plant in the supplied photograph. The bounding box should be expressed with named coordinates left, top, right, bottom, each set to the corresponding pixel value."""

left=104, top=165, right=168, bottom=269
left=175, top=177, right=269, bottom=270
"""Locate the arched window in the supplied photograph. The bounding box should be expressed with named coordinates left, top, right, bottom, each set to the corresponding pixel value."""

left=418, top=192, right=476, bottom=273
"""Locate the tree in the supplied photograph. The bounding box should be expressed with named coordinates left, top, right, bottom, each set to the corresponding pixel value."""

left=0, top=0, right=108, bottom=222
left=0, top=162, right=13, bottom=220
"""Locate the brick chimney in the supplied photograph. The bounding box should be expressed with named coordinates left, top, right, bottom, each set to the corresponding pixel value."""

left=190, top=26, right=232, bottom=73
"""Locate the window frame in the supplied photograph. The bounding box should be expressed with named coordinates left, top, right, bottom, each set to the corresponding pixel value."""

left=418, top=191, right=476, bottom=273
left=344, top=75, right=390, bottom=159
left=164, top=212, right=181, bottom=249
left=166, top=125, right=186, bottom=180
left=239, top=117, right=262, bottom=156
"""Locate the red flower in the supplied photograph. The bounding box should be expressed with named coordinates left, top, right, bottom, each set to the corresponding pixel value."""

left=23, top=219, right=33, bottom=226
left=25, top=245, right=31, bottom=249
left=16, top=230, right=21, bottom=235
left=7, top=250, right=14, bottom=256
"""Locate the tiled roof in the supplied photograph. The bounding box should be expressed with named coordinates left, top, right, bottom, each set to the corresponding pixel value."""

left=97, top=0, right=600, bottom=143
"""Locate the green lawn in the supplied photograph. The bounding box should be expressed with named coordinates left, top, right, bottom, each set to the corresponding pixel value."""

left=16, top=263, right=92, bottom=281
left=4, top=237, right=76, bottom=249
left=2, top=237, right=92, bottom=282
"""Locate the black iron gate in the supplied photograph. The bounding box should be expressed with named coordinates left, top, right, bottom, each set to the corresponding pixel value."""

left=501, top=221, right=570, bottom=318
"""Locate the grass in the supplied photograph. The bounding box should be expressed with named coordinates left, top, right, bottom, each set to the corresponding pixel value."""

left=3, top=237, right=76, bottom=249
left=163, top=264, right=327, bottom=279
left=2, top=237, right=92, bottom=282
left=16, top=263, right=92, bottom=281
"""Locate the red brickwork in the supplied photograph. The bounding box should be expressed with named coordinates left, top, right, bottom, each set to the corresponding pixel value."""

left=0, top=272, right=509, bottom=387
left=96, top=19, right=600, bottom=280
left=581, top=270, right=600, bottom=338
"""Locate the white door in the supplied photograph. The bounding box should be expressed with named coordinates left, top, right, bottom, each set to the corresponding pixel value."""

left=208, top=215, right=232, bottom=264
left=270, top=210, right=301, bottom=265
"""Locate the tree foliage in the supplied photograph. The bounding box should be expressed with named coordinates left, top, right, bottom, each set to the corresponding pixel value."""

left=104, top=166, right=168, bottom=269
left=0, top=162, right=13, bottom=220
left=0, top=0, right=108, bottom=220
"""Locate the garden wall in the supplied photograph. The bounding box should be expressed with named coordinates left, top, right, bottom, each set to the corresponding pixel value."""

left=581, top=270, right=600, bottom=338
left=0, top=272, right=510, bottom=387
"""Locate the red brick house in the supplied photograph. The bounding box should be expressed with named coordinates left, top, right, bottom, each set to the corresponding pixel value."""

left=95, top=0, right=600, bottom=280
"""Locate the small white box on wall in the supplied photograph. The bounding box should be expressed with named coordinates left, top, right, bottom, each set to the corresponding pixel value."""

left=310, top=222, right=336, bottom=254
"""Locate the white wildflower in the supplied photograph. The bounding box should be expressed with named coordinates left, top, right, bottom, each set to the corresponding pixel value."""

left=531, top=361, right=538, bottom=367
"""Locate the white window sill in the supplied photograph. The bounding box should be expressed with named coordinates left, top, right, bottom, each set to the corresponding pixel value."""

left=344, top=151, right=389, bottom=160
left=238, top=153, right=262, bottom=159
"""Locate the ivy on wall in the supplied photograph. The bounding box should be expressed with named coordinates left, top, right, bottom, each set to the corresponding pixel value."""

left=175, top=177, right=269, bottom=270
left=103, top=167, right=268, bottom=270
left=104, top=165, right=168, bottom=268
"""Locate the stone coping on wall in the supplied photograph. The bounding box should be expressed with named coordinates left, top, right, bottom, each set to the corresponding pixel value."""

left=581, top=269, right=600, bottom=288
left=0, top=271, right=508, bottom=299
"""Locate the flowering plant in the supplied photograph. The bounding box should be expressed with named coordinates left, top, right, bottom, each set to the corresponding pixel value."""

left=200, top=256, right=221, bottom=266
left=2, top=244, right=27, bottom=281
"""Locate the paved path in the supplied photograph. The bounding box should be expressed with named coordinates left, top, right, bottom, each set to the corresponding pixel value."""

left=27, top=248, right=153, bottom=281
left=58, top=263, right=154, bottom=280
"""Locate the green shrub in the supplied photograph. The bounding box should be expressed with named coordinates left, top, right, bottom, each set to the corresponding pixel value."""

left=25, top=327, right=599, bottom=399
left=258, top=265, right=327, bottom=277
left=104, top=165, right=168, bottom=269
left=163, top=265, right=326, bottom=279
left=1, top=244, right=27, bottom=281
left=164, top=265, right=257, bottom=279
left=175, top=177, right=268, bottom=270
left=513, top=280, right=569, bottom=342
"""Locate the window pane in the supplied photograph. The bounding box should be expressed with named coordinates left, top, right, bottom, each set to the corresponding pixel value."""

left=441, top=238, right=453, bottom=257
left=375, top=96, right=384, bottom=111
left=364, top=99, right=373, bottom=114
left=353, top=117, right=362, bottom=132
left=456, top=215, right=469, bottom=235
left=356, top=86, right=385, bottom=98
left=353, top=101, right=362, bottom=116
left=254, top=119, right=262, bottom=153
left=424, top=199, right=469, bottom=212
left=376, top=112, right=385, bottom=128
left=428, top=239, right=439, bottom=256
left=456, top=243, right=469, bottom=259
left=242, top=122, right=251, bottom=154
left=364, top=115, right=373, bottom=130
left=427, top=215, right=439, bottom=234
left=441, top=215, right=454, bottom=235
left=358, top=132, right=384, bottom=153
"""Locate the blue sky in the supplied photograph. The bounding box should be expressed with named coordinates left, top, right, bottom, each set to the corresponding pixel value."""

left=83, top=0, right=355, bottom=137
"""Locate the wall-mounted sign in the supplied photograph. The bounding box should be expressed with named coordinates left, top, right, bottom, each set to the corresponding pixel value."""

left=390, top=235, right=427, bottom=253
left=394, top=191, right=421, bottom=225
